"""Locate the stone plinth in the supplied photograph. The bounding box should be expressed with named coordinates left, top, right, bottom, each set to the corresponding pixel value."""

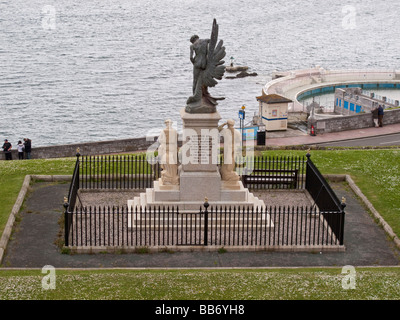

left=130, top=180, right=263, bottom=213
left=180, top=170, right=221, bottom=201
left=128, top=108, right=267, bottom=225
left=179, top=108, right=220, bottom=172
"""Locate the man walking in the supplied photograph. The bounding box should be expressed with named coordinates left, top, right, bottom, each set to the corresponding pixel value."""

left=2, top=139, right=12, bottom=160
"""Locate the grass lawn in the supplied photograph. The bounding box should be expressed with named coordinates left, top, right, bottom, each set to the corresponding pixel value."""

left=1, top=148, right=400, bottom=243
left=0, top=149, right=399, bottom=300
left=0, top=267, right=400, bottom=300
left=0, top=157, right=76, bottom=237
left=259, top=149, right=400, bottom=238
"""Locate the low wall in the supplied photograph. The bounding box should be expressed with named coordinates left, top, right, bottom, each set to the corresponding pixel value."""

left=308, top=107, right=400, bottom=134
left=0, top=136, right=158, bottom=160
left=288, top=111, right=308, bottom=122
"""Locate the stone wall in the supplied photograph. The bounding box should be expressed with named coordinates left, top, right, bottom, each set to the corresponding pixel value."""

left=334, top=87, right=399, bottom=116
left=308, top=107, right=400, bottom=134
left=0, top=136, right=160, bottom=160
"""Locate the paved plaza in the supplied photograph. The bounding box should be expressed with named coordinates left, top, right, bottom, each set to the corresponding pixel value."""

left=2, top=180, right=399, bottom=268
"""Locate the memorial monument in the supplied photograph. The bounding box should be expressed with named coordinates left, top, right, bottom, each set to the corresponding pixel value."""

left=128, top=19, right=265, bottom=215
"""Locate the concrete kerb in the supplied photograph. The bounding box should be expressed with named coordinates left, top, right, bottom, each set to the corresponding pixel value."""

left=344, top=174, right=400, bottom=248
left=324, top=174, right=400, bottom=249
left=68, top=245, right=345, bottom=254
left=0, top=175, right=31, bottom=265
left=0, top=175, right=72, bottom=265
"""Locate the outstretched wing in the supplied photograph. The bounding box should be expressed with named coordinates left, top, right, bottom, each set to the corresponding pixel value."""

left=203, top=19, right=226, bottom=88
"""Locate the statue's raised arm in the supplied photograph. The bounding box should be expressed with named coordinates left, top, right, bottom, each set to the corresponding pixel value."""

left=186, top=19, right=226, bottom=114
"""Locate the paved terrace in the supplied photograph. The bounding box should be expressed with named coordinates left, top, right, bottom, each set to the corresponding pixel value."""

left=2, top=180, right=400, bottom=268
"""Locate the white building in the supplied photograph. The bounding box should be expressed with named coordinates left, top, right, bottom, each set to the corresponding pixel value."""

left=256, top=93, right=292, bottom=131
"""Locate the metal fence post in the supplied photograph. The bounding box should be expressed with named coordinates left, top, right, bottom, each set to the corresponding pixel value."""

left=63, top=197, right=69, bottom=247
left=339, top=197, right=347, bottom=245
left=76, top=148, right=80, bottom=189
left=203, top=197, right=209, bottom=246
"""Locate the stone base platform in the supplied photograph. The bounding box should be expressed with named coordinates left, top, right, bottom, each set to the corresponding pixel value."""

left=128, top=179, right=265, bottom=213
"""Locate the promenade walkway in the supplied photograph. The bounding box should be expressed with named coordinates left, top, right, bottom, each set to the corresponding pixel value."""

left=264, top=122, right=400, bottom=147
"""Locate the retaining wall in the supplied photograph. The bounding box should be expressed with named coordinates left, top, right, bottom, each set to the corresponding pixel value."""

left=0, top=136, right=159, bottom=160
left=308, top=107, right=400, bottom=134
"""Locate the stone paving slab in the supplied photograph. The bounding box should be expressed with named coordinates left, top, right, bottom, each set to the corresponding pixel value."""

left=1, top=181, right=399, bottom=268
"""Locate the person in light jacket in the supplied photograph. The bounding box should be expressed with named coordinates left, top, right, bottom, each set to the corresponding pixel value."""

left=17, top=140, right=24, bottom=160
left=371, top=106, right=379, bottom=127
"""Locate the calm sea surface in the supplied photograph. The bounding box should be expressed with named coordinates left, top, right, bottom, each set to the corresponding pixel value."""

left=1, top=0, right=400, bottom=147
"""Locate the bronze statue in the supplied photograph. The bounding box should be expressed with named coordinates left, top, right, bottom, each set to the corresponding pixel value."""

left=186, top=19, right=226, bottom=114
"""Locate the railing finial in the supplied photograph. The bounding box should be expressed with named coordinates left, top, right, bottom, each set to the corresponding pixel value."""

left=204, top=197, right=209, bottom=209
left=341, top=196, right=347, bottom=211
left=63, top=197, right=69, bottom=209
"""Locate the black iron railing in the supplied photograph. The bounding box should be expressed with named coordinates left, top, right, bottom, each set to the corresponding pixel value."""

left=79, top=154, right=160, bottom=189
left=76, top=154, right=306, bottom=191
left=305, top=153, right=345, bottom=245
left=240, top=155, right=307, bottom=190
left=64, top=153, right=345, bottom=248
left=64, top=204, right=343, bottom=248
left=64, top=153, right=81, bottom=246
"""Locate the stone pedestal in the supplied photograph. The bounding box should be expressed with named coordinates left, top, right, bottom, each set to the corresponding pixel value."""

left=179, top=108, right=221, bottom=172
left=180, top=170, right=221, bottom=201
left=128, top=108, right=266, bottom=218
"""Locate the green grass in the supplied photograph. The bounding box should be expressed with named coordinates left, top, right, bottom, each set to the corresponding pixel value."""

left=1, top=149, right=400, bottom=239
left=259, top=149, right=400, bottom=237
left=0, top=267, right=399, bottom=300
left=0, top=157, right=76, bottom=236
left=1, top=149, right=400, bottom=300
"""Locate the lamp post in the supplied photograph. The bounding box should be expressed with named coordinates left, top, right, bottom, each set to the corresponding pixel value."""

left=238, top=105, right=245, bottom=148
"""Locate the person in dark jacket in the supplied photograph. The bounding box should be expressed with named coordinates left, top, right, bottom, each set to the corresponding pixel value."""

left=2, top=139, right=12, bottom=160
left=378, top=105, right=384, bottom=127
left=23, top=138, right=32, bottom=159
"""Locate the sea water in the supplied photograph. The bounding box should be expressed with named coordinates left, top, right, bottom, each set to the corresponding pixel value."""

left=1, top=0, right=400, bottom=146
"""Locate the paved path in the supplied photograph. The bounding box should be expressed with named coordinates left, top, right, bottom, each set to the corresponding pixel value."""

left=265, top=123, right=400, bottom=147
left=316, top=132, right=400, bottom=147
left=2, top=181, right=399, bottom=268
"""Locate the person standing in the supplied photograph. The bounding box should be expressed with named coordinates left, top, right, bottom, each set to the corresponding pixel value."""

left=17, top=140, right=24, bottom=160
left=378, top=105, right=384, bottom=127
left=2, top=139, right=12, bottom=160
left=24, top=138, right=32, bottom=159
left=371, top=106, right=379, bottom=127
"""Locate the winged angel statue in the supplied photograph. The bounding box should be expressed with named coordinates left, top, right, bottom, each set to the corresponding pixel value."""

left=186, top=19, right=226, bottom=113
